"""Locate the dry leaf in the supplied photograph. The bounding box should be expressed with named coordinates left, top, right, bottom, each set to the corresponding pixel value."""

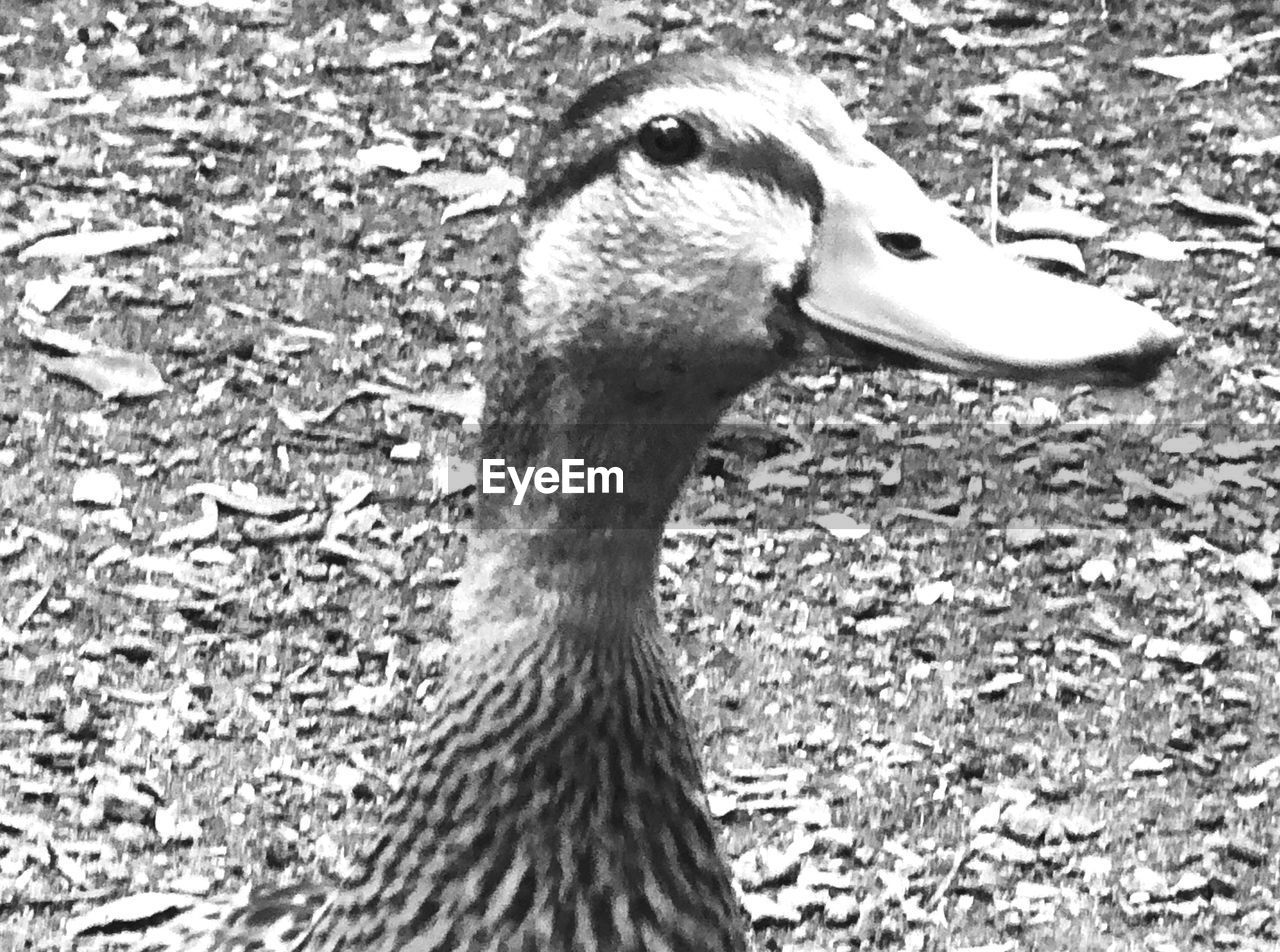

left=174, top=0, right=276, bottom=11
left=18, top=226, right=175, bottom=261
left=1248, top=754, right=1280, bottom=785
left=44, top=348, right=168, bottom=399
left=1002, top=239, right=1085, bottom=274
left=941, top=25, right=1063, bottom=50
left=583, top=0, right=648, bottom=40
left=913, top=579, right=954, bottom=605
left=1181, top=238, right=1264, bottom=257
left=809, top=513, right=870, bottom=540
left=72, top=470, right=124, bottom=508
left=0, top=137, right=60, bottom=161
left=1214, top=438, right=1280, bottom=460
left=1170, top=189, right=1268, bottom=228
left=978, top=672, right=1024, bottom=697
left=1158, top=434, right=1203, bottom=454
left=403, top=166, right=524, bottom=220
left=1114, top=468, right=1187, bottom=505
left=209, top=203, right=262, bottom=226
left=540, top=1, right=648, bottom=41
left=1104, top=231, right=1188, bottom=261
left=125, top=77, right=199, bottom=100
left=155, top=497, right=220, bottom=547
left=67, top=892, right=199, bottom=936
left=367, top=36, right=437, bottom=68
left=1133, top=52, right=1233, bottom=88
left=1079, top=558, right=1117, bottom=583
left=1239, top=587, right=1273, bottom=628
left=1127, top=755, right=1172, bottom=776
left=963, top=70, right=1062, bottom=110
left=748, top=468, right=810, bottom=491
left=23, top=278, right=73, bottom=313
left=1229, top=134, right=1280, bottom=157
left=1005, top=516, right=1046, bottom=550
left=1003, top=200, right=1112, bottom=241
left=355, top=142, right=444, bottom=175
left=886, top=0, right=933, bottom=27
left=1210, top=463, right=1266, bottom=489
left=1235, top=550, right=1274, bottom=585
left=1029, top=136, right=1083, bottom=155
left=186, top=483, right=302, bottom=518
left=407, top=386, right=485, bottom=424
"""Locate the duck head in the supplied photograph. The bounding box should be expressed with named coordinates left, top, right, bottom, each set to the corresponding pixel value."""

left=506, top=54, right=1181, bottom=426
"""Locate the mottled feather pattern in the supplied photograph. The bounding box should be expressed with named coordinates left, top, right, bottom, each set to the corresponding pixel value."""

left=300, top=601, right=746, bottom=952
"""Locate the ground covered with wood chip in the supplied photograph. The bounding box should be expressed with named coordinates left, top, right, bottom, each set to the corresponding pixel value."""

left=2, top=1, right=1278, bottom=950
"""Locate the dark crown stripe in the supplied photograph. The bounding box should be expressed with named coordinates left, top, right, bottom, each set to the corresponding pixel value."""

left=560, top=55, right=743, bottom=130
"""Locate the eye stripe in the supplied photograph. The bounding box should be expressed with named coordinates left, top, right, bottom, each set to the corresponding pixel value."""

left=527, top=131, right=822, bottom=223
left=705, top=136, right=823, bottom=224
left=526, top=141, right=627, bottom=214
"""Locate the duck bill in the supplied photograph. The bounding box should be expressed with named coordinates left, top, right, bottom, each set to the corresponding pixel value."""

left=797, top=156, right=1182, bottom=385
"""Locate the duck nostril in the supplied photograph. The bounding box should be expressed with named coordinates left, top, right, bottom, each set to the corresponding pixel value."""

left=877, top=231, right=930, bottom=261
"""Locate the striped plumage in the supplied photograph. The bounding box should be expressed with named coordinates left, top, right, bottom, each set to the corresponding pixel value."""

left=115, top=54, right=1180, bottom=952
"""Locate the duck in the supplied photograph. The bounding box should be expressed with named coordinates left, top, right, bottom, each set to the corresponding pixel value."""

left=118, top=53, right=1181, bottom=952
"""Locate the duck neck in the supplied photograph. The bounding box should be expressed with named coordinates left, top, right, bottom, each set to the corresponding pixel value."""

left=313, top=313, right=749, bottom=951
left=463, top=358, right=723, bottom=638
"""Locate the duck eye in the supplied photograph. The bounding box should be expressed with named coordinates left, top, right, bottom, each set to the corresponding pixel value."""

left=637, top=116, right=700, bottom=166
left=877, top=232, right=930, bottom=261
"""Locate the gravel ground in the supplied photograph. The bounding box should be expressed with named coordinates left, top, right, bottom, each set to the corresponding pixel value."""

left=1, top=1, right=1278, bottom=949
